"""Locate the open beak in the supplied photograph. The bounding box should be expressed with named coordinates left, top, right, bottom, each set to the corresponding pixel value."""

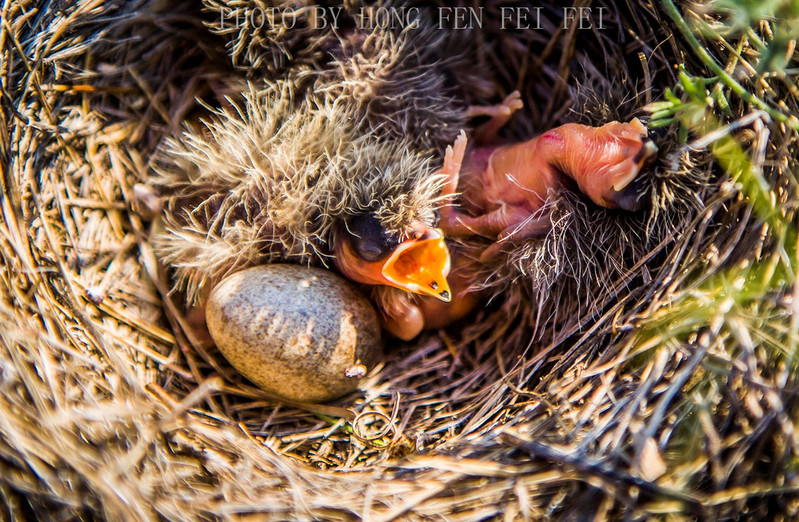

left=381, top=229, right=452, bottom=302
left=334, top=227, right=452, bottom=302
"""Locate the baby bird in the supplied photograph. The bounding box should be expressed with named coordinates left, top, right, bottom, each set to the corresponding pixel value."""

left=383, top=92, right=658, bottom=340
left=154, top=15, right=497, bottom=341
left=155, top=5, right=656, bottom=343
left=154, top=81, right=453, bottom=313
left=439, top=92, right=657, bottom=258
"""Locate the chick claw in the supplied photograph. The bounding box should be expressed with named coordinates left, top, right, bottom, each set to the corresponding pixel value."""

left=439, top=131, right=499, bottom=240
left=466, top=90, right=523, bottom=118
left=467, top=90, right=524, bottom=143
left=439, top=130, right=468, bottom=200
left=438, top=130, right=468, bottom=236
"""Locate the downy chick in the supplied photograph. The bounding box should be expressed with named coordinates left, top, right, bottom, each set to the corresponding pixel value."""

left=382, top=92, right=658, bottom=339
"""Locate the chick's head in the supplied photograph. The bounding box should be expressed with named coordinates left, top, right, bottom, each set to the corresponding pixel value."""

left=326, top=134, right=452, bottom=302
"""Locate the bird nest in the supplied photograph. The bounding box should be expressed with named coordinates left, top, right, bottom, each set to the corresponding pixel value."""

left=2, top=0, right=799, bottom=519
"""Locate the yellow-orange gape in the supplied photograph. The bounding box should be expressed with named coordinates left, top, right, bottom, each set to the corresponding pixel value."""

left=333, top=219, right=452, bottom=303
left=339, top=91, right=658, bottom=340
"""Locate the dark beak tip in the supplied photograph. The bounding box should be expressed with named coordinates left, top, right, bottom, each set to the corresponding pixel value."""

left=632, top=136, right=657, bottom=165
left=612, top=187, right=649, bottom=211
left=610, top=171, right=652, bottom=212
left=618, top=195, right=646, bottom=212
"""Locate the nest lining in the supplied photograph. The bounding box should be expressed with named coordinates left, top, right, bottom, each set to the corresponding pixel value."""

left=1, top=0, right=799, bottom=519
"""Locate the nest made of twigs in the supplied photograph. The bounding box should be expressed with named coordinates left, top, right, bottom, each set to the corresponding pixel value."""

left=2, top=0, right=798, bottom=519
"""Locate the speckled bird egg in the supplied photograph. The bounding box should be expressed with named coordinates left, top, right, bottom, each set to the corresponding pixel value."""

left=206, top=264, right=382, bottom=402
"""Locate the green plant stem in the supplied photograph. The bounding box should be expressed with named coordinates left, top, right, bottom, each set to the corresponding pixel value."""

left=661, top=0, right=799, bottom=130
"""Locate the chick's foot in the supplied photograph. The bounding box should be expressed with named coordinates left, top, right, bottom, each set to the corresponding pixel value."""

left=467, top=90, right=524, bottom=143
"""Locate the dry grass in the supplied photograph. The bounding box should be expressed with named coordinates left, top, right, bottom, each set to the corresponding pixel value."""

left=1, top=0, right=798, bottom=519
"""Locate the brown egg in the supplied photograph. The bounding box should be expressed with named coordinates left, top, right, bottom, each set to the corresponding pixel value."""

left=206, top=265, right=382, bottom=402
